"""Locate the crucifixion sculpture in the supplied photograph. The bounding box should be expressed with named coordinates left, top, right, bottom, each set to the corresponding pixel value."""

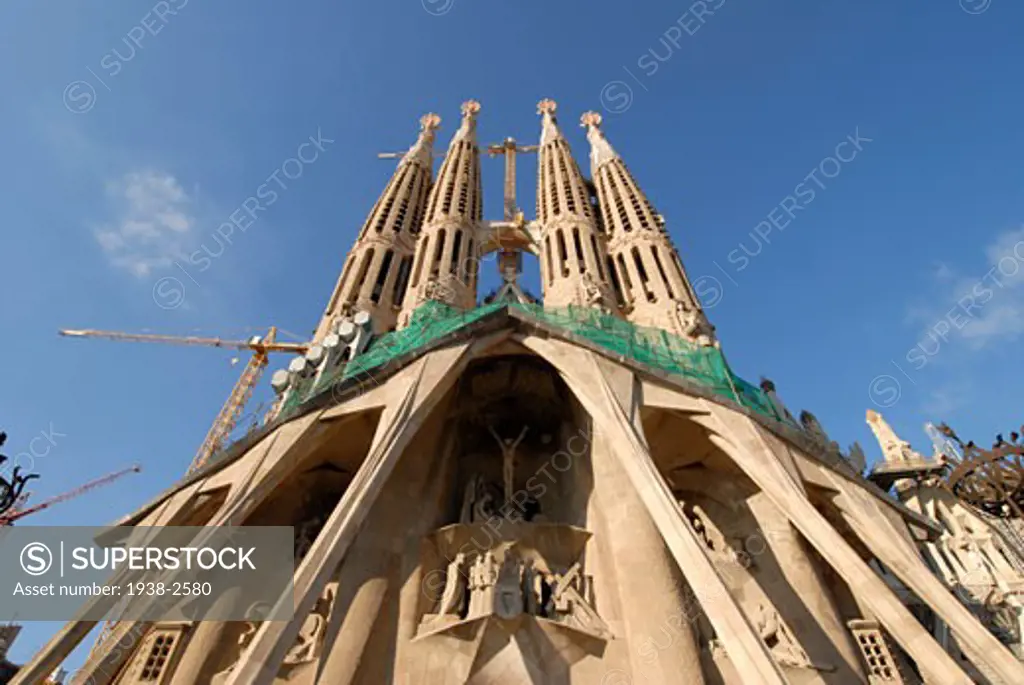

left=488, top=425, right=529, bottom=506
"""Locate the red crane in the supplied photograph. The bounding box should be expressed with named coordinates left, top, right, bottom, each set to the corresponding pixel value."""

left=0, top=465, right=141, bottom=525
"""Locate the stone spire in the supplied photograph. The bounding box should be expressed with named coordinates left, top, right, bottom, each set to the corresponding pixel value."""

left=313, top=113, right=439, bottom=340
left=401, top=112, right=441, bottom=168
left=581, top=111, right=620, bottom=173
left=581, top=111, right=716, bottom=345
left=535, top=100, right=618, bottom=312
left=866, top=410, right=922, bottom=464
left=450, top=99, right=480, bottom=145
left=538, top=98, right=562, bottom=146
left=398, top=101, right=483, bottom=325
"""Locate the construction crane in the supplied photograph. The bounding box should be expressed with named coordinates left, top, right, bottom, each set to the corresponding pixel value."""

left=61, top=326, right=309, bottom=658
left=0, top=464, right=141, bottom=525
left=59, top=327, right=308, bottom=473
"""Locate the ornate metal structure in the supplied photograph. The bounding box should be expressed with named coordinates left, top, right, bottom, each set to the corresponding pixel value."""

left=946, top=443, right=1024, bottom=518
left=0, top=434, right=39, bottom=519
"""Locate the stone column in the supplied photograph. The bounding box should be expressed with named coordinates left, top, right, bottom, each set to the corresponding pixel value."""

left=168, top=587, right=244, bottom=685
left=590, top=431, right=706, bottom=684
left=745, top=492, right=866, bottom=682
left=316, top=409, right=451, bottom=684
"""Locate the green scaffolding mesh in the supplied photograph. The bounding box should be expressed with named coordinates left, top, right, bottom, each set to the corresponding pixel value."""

left=281, top=299, right=790, bottom=423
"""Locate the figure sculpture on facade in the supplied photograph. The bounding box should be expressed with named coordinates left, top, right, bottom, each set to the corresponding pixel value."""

left=846, top=442, right=868, bottom=474
left=676, top=303, right=718, bottom=347
left=755, top=603, right=811, bottom=669
left=495, top=552, right=525, bottom=619
left=800, top=411, right=842, bottom=456
left=282, top=585, right=335, bottom=666
left=437, top=553, right=467, bottom=618
left=522, top=558, right=543, bottom=615
left=488, top=424, right=529, bottom=505
left=460, top=474, right=500, bottom=524
left=468, top=551, right=499, bottom=618
left=579, top=272, right=605, bottom=309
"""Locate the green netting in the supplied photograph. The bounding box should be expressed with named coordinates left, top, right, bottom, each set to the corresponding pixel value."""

left=281, top=299, right=786, bottom=422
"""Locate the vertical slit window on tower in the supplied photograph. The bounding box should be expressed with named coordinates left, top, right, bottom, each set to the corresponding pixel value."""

left=591, top=235, right=605, bottom=280
left=426, top=156, right=448, bottom=221
left=327, top=257, right=355, bottom=313
left=572, top=227, right=585, bottom=272
left=450, top=229, right=463, bottom=275
left=616, top=253, right=634, bottom=293
left=470, top=243, right=479, bottom=289
left=431, top=229, right=446, bottom=279
left=395, top=194, right=411, bottom=233
left=546, top=235, right=555, bottom=285
left=556, top=229, right=569, bottom=277
left=597, top=172, right=614, bottom=233
left=558, top=152, right=577, bottom=214
left=409, top=240, right=426, bottom=289
left=548, top=155, right=559, bottom=216
left=458, top=166, right=469, bottom=215
left=474, top=155, right=483, bottom=220
left=651, top=246, right=674, bottom=299
left=392, top=255, right=412, bottom=307
left=350, top=248, right=375, bottom=304
left=442, top=149, right=460, bottom=215
left=607, top=256, right=625, bottom=307
left=464, top=239, right=474, bottom=282
left=632, top=247, right=655, bottom=302
left=371, top=249, right=394, bottom=303
left=538, top=154, right=547, bottom=222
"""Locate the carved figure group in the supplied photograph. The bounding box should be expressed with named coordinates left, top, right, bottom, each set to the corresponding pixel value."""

left=755, top=603, right=811, bottom=669
left=675, top=303, right=718, bottom=347
left=579, top=272, right=605, bottom=309
left=432, top=551, right=601, bottom=631
left=460, top=474, right=500, bottom=524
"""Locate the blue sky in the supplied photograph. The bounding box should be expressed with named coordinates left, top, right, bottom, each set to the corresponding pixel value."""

left=2, top=0, right=1023, bottom=665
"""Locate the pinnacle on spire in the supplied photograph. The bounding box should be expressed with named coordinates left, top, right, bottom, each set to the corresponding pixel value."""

left=580, top=111, right=620, bottom=173
left=537, top=99, right=562, bottom=146
left=450, top=99, right=481, bottom=145
left=401, top=112, right=441, bottom=168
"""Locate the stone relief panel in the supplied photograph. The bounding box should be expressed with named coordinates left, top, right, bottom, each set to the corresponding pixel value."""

left=210, top=582, right=339, bottom=684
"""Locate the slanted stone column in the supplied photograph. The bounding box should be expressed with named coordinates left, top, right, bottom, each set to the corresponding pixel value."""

left=590, top=430, right=706, bottom=684
left=745, top=492, right=866, bottom=682
left=167, top=587, right=244, bottom=685
left=315, top=413, right=452, bottom=685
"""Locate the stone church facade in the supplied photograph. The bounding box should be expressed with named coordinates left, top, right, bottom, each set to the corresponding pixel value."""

left=14, top=101, right=1024, bottom=685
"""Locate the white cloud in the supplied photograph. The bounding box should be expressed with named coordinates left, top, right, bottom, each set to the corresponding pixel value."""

left=911, top=226, right=1024, bottom=350
left=93, top=171, right=195, bottom=277
left=920, top=379, right=973, bottom=418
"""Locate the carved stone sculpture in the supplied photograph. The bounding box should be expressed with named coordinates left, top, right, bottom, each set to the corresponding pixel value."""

left=468, top=551, right=499, bottom=618
left=460, top=474, right=500, bottom=524
left=676, top=303, right=717, bottom=347
left=579, top=272, right=604, bottom=309
left=437, top=553, right=467, bottom=618
left=755, top=604, right=811, bottom=669
left=866, top=410, right=920, bottom=463
left=488, top=425, right=529, bottom=506
left=495, top=552, right=525, bottom=619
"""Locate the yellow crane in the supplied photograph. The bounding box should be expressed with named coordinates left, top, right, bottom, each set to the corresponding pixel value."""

left=60, top=326, right=309, bottom=658
left=59, top=327, right=308, bottom=473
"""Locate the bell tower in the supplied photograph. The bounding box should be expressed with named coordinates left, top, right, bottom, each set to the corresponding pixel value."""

left=581, top=111, right=716, bottom=345
left=314, top=113, right=439, bottom=339
left=535, top=100, right=619, bottom=312
left=398, top=100, right=483, bottom=325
